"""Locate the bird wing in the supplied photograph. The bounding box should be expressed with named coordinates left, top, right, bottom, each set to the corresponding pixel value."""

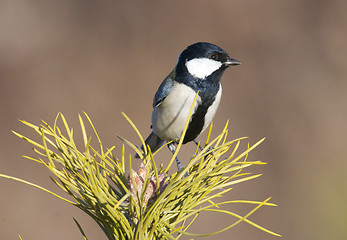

left=153, top=67, right=176, bottom=108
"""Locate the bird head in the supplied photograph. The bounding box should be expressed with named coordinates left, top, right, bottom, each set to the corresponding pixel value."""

left=176, top=42, right=240, bottom=81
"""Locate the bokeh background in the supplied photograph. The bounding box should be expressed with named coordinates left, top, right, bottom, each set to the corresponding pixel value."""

left=1, top=1, right=346, bottom=239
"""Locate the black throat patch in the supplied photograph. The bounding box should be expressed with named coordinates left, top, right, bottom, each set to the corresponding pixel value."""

left=176, top=62, right=224, bottom=144
left=183, top=100, right=213, bottom=144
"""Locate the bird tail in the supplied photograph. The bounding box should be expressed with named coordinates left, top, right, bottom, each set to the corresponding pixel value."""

left=135, top=132, right=165, bottom=158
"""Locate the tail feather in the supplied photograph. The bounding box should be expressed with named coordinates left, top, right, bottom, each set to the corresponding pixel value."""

left=145, top=132, right=165, bottom=153
left=135, top=132, right=165, bottom=158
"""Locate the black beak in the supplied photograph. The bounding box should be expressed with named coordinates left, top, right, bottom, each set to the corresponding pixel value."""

left=224, top=58, right=241, bottom=66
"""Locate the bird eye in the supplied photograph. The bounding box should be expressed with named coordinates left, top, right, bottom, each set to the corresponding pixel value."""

left=210, top=54, right=218, bottom=60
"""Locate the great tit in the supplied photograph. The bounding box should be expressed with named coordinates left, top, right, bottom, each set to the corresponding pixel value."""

left=139, top=42, right=240, bottom=171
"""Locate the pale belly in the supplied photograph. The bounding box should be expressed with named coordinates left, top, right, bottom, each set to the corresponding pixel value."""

left=152, top=83, right=201, bottom=141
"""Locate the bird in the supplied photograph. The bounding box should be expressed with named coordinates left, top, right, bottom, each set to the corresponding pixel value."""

left=137, top=42, right=240, bottom=171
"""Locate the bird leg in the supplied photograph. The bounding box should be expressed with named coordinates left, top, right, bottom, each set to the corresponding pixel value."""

left=167, top=142, right=185, bottom=172
left=167, top=142, right=190, bottom=178
left=193, top=139, right=204, bottom=151
left=193, top=139, right=214, bottom=153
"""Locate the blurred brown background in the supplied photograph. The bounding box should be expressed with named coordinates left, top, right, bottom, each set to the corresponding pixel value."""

left=1, top=1, right=346, bottom=239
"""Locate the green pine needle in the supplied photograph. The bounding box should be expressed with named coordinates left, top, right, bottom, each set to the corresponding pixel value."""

left=1, top=111, right=281, bottom=239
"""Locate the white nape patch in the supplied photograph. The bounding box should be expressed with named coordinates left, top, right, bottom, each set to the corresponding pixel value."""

left=186, top=58, right=222, bottom=79
left=202, top=84, right=222, bottom=132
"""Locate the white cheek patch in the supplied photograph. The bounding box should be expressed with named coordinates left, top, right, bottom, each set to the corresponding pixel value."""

left=185, top=58, right=222, bottom=79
